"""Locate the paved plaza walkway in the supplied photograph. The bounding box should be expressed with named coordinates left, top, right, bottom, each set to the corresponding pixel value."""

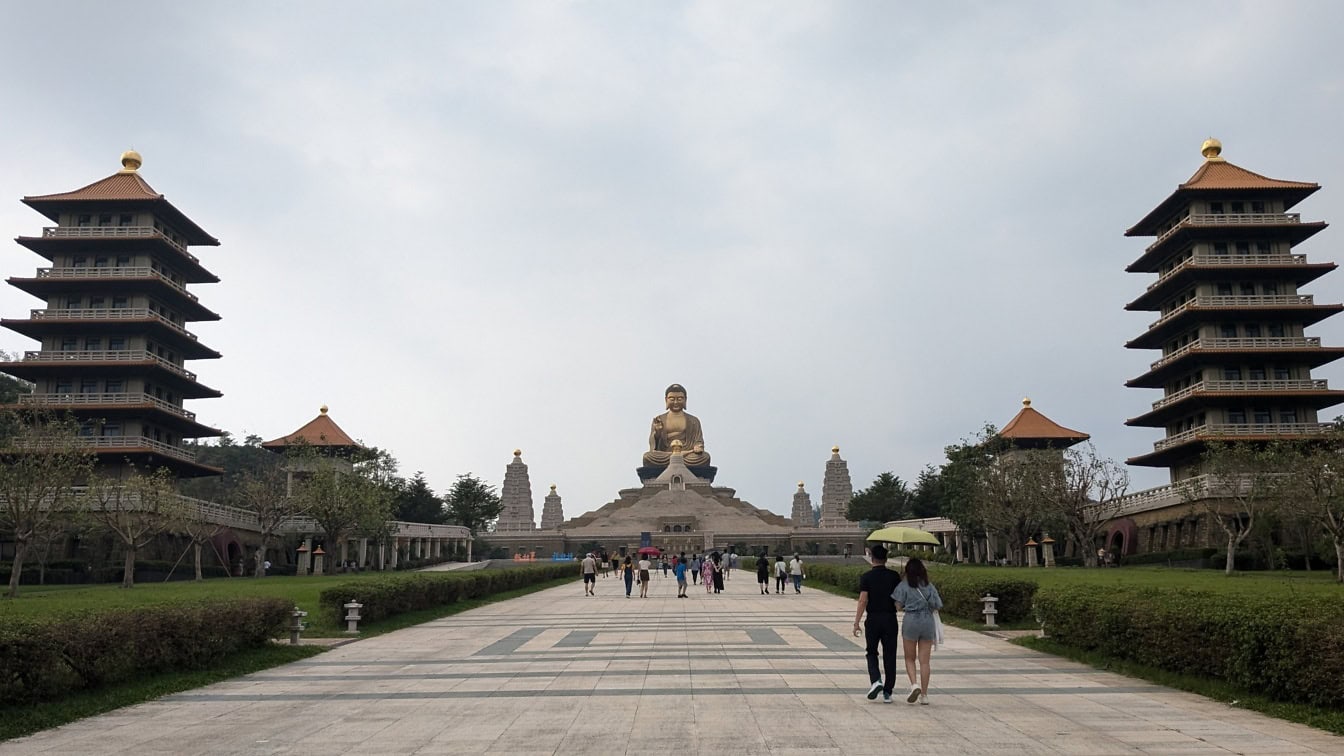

left=5, top=573, right=1340, bottom=755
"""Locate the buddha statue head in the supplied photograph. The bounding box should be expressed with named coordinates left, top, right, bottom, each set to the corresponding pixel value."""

left=665, top=384, right=687, bottom=413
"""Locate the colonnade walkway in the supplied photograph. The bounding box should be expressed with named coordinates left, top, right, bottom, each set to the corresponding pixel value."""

left=6, top=572, right=1340, bottom=755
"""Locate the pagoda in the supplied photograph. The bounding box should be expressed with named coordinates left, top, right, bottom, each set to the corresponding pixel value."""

left=1124, top=139, right=1344, bottom=479
left=1, top=151, right=223, bottom=476
left=998, top=397, right=1089, bottom=454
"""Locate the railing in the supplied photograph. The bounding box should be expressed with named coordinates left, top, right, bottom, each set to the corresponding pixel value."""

left=1150, top=379, right=1330, bottom=411
left=41, top=225, right=198, bottom=262
left=82, top=436, right=198, bottom=462
left=33, top=267, right=198, bottom=302
left=1149, top=213, right=1302, bottom=251
left=1153, top=422, right=1333, bottom=452
left=1148, top=295, right=1317, bottom=330
left=16, top=350, right=197, bottom=381
left=28, top=308, right=199, bottom=341
left=18, top=392, right=197, bottom=420
left=1149, top=337, right=1322, bottom=371
left=1146, top=254, right=1307, bottom=291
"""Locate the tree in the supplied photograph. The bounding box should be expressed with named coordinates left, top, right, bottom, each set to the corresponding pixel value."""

left=0, top=350, right=33, bottom=404
left=294, top=459, right=395, bottom=566
left=1186, top=441, right=1283, bottom=575
left=1276, top=434, right=1344, bottom=582
left=910, top=466, right=944, bottom=518
left=1039, top=443, right=1130, bottom=567
left=394, top=472, right=446, bottom=524
left=0, top=411, right=95, bottom=597
left=444, top=473, right=502, bottom=534
left=229, top=462, right=305, bottom=579
left=87, top=466, right=184, bottom=589
left=846, top=472, right=914, bottom=524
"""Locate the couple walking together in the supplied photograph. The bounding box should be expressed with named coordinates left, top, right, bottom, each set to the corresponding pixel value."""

left=852, top=546, right=943, bottom=705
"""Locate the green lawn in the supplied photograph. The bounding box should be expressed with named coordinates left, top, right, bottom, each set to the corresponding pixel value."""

left=938, top=563, right=1341, bottom=594
left=0, top=572, right=408, bottom=636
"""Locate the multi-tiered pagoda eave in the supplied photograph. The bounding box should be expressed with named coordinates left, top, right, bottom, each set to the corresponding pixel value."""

left=0, top=152, right=223, bottom=477
left=1124, top=140, right=1343, bottom=472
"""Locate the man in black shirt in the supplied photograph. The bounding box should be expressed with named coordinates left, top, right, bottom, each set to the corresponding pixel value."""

left=852, top=544, right=901, bottom=703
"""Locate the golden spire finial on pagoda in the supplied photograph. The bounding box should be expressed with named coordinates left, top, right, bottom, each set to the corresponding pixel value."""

left=831, top=445, right=840, bottom=454
left=550, top=483, right=557, bottom=491
left=513, top=449, right=522, bottom=457
left=319, top=404, right=329, bottom=415
left=1201, top=137, right=1224, bottom=162
left=1022, top=397, right=1032, bottom=407
left=797, top=481, right=805, bottom=488
left=119, top=150, right=142, bottom=173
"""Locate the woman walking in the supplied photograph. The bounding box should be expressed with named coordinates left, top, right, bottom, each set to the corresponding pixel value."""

left=637, top=554, right=652, bottom=598
left=891, top=557, right=943, bottom=705
left=756, top=554, right=770, bottom=594
left=622, top=556, right=634, bottom=598
left=701, top=552, right=715, bottom=593
left=711, top=552, right=725, bottom=594
left=774, top=555, right=787, bottom=594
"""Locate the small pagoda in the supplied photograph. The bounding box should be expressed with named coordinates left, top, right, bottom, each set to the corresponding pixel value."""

left=1, top=151, right=223, bottom=476
left=998, top=397, right=1090, bottom=453
left=262, top=405, right=366, bottom=494
left=1124, top=139, right=1343, bottom=479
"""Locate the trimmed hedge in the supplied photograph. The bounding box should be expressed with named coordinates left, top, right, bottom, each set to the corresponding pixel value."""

left=0, top=559, right=231, bottom=586
left=1033, top=584, right=1344, bottom=708
left=1122, top=548, right=1217, bottom=567
left=317, top=563, right=575, bottom=626
left=797, top=563, right=1037, bottom=624
left=0, top=597, right=289, bottom=705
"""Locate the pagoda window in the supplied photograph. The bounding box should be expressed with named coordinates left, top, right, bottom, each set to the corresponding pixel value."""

left=97, top=214, right=112, bottom=226
left=1210, top=202, right=1225, bottom=214
left=1235, top=242, right=1250, bottom=255
left=1213, top=242, right=1229, bottom=256
left=71, top=255, right=87, bottom=267
left=1267, top=323, right=1285, bottom=337
left=115, top=255, right=130, bottom=267
left=76, top=214, right=91, bottom=227
left=1263, top=282, right=1279, bottom=295
left=1228, top=409, right=1247, bottom=423
left=94, top=256, right=109, bottom=268
left=111, top=296, right=128, bottom=308
left=1251, top=201, right=1266, bottom=213
left=1224, top=367, right=1242, bottom=380
left=1230, top=202, right=1245, bottom=213
left=79, top=379, right=98, bottom=394
left=66, top=296, right=82, bottom=309
left=89, top=297, right=105, bottom=308
left=1245, top=324, right=1261, bottom=338
left=1249, top=367, right=1266, bottom=381
left=60, top=337, right=78, bottom=351
left=1274, top=367, right=1291, bottom=380
left=1255, top=240, right=1272, bottom=254
left=108, top=337, right=126, bottom=350
left=1280, top=409, right=1298, bottom=423
left=100, top=423, right=122, bottom=437
left=1219, top=324, right=1237, bottom=338
left=1253, top=408, right=1272, bottom=424
left=84, top=337, right=101, bottom=350
left=1216, top=283, right=1233, bottom=296
left=54, top=379, right=73, bottom=394
left=1239, top=282, right=1255, bottom=296
left=105, top=379, right=123, bottom=393
left=77, top=421, right=95, bottom=437
left=118, top=214, right=133, bottom=227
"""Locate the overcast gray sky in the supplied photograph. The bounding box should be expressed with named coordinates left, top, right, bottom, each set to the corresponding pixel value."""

left=2, top=1, right=1342, bottom=521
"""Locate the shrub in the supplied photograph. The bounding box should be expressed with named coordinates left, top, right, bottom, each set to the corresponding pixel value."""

left=799, top=563, right=1037, bottom=624
left=317, top=563, right=574, bottom=626
left=1121, top=548, right=1217, bottom=567
left=0, top=597, right=289, bottom=706
left=1033, top=584, right=1344, bottom=708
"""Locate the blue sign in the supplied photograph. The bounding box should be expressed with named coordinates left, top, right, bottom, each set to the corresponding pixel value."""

left=640, top=531, right=652, bottom=547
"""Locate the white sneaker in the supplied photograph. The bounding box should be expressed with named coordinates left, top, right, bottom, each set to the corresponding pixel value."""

left=866, top=681, right=882, bottom=700
left=906, top=684, right=921, bottom=704
left=919, top=691, right=929, bottom=705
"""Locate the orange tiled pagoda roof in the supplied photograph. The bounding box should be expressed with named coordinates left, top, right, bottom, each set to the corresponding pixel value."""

left=1127, top=142, right=1320, bottom=236
left=261, top=407, right=361, bottom=451
left=999, top=399, right=1089, bottom=446
left=21, top=153, right=219, bottom=245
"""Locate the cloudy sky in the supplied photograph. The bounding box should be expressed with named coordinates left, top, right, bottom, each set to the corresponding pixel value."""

left=2, top=1, right=1342, bottom=521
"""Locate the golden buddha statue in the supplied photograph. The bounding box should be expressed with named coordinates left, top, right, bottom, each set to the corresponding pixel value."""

left=642, top=384, right=711, bottom=467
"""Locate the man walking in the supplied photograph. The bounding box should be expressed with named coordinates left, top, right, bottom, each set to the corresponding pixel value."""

left=580, top=552, right=597, bottom=596
left=852, top=545, right=901, bottom=703
left=690, top=554, right=701, bottom=584
left=788, top=554, right=805, bottom=593
left=673, top=555, right=688, bottom=598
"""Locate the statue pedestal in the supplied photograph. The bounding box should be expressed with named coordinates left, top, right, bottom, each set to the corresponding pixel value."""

left=637, top=464, right=717, bottom=483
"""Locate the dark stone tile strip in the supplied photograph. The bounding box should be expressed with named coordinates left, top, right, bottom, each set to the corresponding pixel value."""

left=745, top=628, right=787, bottom=645
left=798, top=624, right=862, bottom=651
left=472, top=626, right=546, bottom=656
left=247, top=666, right=1091, bottom=682
left=554, top=630, right=598, bottom=647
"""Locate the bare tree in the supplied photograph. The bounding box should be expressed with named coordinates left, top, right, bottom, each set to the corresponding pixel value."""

left=87, top=466, right=184, bottom=589
left=1042, top=443, right=1130, bottom=567
left=296, top=463, right=394, bottom=567
left=230, top=463, right=305, bottom=578
left=0, top=411, right=94, bottom=597
left=1185, top=441, right=1283, bottom=575
left=171, top=496, right=227, bottom=582
left=973, top=449, right=1056, bottom=565
left=1276, top=435, right=1344, bottom=582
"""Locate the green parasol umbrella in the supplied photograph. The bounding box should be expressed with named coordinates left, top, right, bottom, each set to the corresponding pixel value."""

left=865, top=526, right=940, bottom=545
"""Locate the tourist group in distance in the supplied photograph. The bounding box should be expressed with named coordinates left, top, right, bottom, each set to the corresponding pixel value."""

left=578, top=551, right=808, bottom=598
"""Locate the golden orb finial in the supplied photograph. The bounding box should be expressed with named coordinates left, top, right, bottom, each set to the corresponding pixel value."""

left=119, top=150, right=142, bottom=173
left=550, top=484, right=557, bottom=491
left=1022, top=397, right=1032, bottom=407
left=513, top=449, right=521, bottom=457
left=319, top=404, right=329, bottom=415
left=797, top=481, right=805, bottom=488
left=1201, top=137, right=1223, bottom=161
left=831, top=445, right=840, bottom=454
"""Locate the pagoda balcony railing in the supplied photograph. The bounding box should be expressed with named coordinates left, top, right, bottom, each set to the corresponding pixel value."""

left=33, top=267, right=198, bottom=302
left=1148, top=295, right=1315, bottom=330
left=1153, top=422, right=1333, bottom=452
left=18, top=392, right=196, bottom=420
left=1149, top=337, right=1321, bottom=370
left=18, top=350, right=197, bottom=381
left=42, top=225, right=197, bottom=262
left=17, top=435, right=198, bottom=462
left=1149, top=213, right=1302, bottom=251
left=1151, top=379, right=1330, bottom=411
left=28, top=308, right=199, bottom=341
left=1146, top=254, right=1307, bottom=291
